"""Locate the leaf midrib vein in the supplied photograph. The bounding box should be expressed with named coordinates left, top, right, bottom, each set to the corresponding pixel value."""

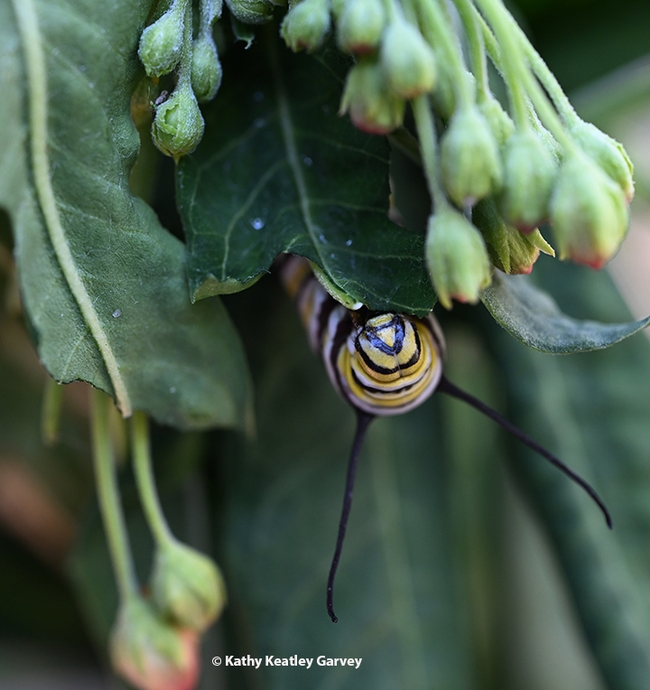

left=219, top=158, right=287, bottom=279
left=271, top=43, right=328, bottom=272
left=14, top=0, right=130, bottom=414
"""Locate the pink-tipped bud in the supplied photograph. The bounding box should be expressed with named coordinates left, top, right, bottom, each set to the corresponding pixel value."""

left=441, top=106, right=503, bottom=208
left=339, top=56, right=405, bottom=134
left=110, top=597, right=199, bottom=690
left=426, top=207, right=492, bottom=309
left=499, top=129, right=558, bottom=232
left=281, top=0, right=331, bottom=53
left=337, top=0, right=386, bottom=54
left=550, top=151, right=628, bottom=269
left=569, top=120, right=634, bottom=203
left=380, top=19, right=436, bottom=98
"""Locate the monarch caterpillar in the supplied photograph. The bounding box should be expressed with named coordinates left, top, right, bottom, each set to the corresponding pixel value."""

left=278, top=254, right=611, bottom=623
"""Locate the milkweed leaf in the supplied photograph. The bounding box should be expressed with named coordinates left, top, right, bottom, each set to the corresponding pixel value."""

left=0, top=0, right=251, bottom=430
left=176, top=34, right=436, bottom=317
left=481, top=269, right=650, bottom=353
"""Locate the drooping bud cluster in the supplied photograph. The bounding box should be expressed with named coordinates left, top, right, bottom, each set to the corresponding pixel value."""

left=136, top=0, right=635, bottom=304
left=90, top=399, right=228, bottom=690
left=278, top=0, right=634, bottom=306
left=138, top=0, right=224, bottom=160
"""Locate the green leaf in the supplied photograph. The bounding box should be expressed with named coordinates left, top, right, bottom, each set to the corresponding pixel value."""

left=1, top=0, right=251, bottom=430
left=489, top=263, right=650, bottom=689
left=480, top=269, right=650, bottom=353
left=176, top=35, right=436, bottom=317
left=217, top=286, right=481, bottom=689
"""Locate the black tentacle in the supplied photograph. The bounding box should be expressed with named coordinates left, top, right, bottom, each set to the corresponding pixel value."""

left=327, top=411, right=375, bottom=622
left=437, top=375, right=612, bottom=529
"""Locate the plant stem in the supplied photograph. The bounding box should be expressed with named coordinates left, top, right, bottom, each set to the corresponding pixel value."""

left=452, top=0, right=490, bottom=101
left=131, top=411, right=174, bottom=546
left=199, top=0, right=222, bottom=36
left=412, top=95, right=448, bottom=212
left=408, top=0, right=474, bottom=108
left=175, top=0, right=193, bottom=89
left=474, top=0, right=528, bottom=127
left=41, top=377, right=63, bottom=445
left=91, top=390, right=138, bottom=601
left=506, top=14, right=577, bottom=123
left=475, top=1, right=574, bottom=149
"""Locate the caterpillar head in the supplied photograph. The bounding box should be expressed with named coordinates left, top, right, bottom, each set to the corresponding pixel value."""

left=336, top=312, right=445, bottom=416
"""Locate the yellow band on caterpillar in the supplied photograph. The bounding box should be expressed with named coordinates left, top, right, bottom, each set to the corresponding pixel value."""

left=278, top=254, right=445, bottom=417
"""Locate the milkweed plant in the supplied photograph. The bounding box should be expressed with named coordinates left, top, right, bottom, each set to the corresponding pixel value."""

left=2, top=0, right=650, bottom=688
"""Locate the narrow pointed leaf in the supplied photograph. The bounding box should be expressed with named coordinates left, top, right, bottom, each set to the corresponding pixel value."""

left=481, top=270, right=650, bottom=353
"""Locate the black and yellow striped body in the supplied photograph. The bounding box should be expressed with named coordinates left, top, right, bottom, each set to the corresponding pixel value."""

left=277, top=254, right=611, bottom=624
left=279, top=255, right=445, bottom=416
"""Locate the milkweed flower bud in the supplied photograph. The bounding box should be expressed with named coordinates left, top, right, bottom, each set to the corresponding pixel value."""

left=191, top=36, right=223, bottom=102
left=339, top=56, right=405, bottom=134
left=152, top=82, right=205, bottom=161
left=441, top=106, right=503, bottom=208
left=110, top=596, right=199, bottom=690
left=281, top=0, right=331, bottom=53
left=138, top=2, right=185, bottom=78
left=499, top=129, right=558, bottom=231
left=478, top=96, right=515, bottom=147
left=431, top=69, right=456, bottom=121
left=550, top=151, right=628, bottom=269
left=474, top=198, right=553, bottom=275
left=152, top=540, right=227, bottom=632
left=225, top=0, right=274, bottom=25
left=380, top=19, right=436, bottom=98
left=337, top=0, right=386, bottom=54
left=426, top=207, right=492, bottom=309
left=569, top=120, right=634, bottom=203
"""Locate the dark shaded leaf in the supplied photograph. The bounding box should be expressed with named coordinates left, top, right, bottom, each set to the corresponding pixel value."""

left=176, top=35, right=435, bottom=316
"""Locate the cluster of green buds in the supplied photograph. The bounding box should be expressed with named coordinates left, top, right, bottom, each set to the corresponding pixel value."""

left=280, top=0, right=634, bottom=308
left=136, top=0, right=634, bottom=309
left=90, top=393, right=226, bottom=690
left=139, top=0, right=223, bottom=160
